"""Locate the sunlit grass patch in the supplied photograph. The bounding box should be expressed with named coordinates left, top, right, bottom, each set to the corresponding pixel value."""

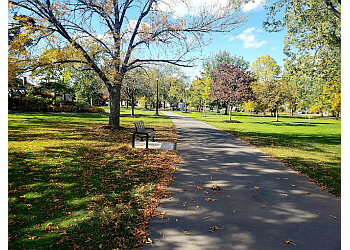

left=175, top=111, right=341, bottom=196
left=8, top=108, right=180, bottom=249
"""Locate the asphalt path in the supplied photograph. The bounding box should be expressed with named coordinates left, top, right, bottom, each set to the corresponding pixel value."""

left=141, top=111, right=341, bottom=250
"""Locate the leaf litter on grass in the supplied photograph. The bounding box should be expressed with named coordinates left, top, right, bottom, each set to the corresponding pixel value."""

left=8, top=112, right=181, bottom=249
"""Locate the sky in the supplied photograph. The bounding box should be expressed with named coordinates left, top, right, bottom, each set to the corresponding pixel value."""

left=182, top=0, right=287, bottom=81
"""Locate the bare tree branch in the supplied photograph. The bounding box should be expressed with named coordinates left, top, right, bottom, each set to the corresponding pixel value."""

left=323, top=0, right=341, bottom=19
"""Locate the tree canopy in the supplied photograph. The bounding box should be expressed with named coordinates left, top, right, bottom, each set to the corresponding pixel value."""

left=211, top=64, right=254, bottom=120
left=201, top=50, right=250, bottom=78
left=263, top=0, right=341, bottom=117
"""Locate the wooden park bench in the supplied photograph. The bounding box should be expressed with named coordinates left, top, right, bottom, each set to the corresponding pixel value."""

left=132, top=120, right=156, bottom=149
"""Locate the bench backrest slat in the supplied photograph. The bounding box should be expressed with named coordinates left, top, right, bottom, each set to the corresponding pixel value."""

left=134, top=120, right=146, bottom=132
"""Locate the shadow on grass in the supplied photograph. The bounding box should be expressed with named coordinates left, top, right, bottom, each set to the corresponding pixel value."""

left=8, top=112, right=180, bottom=249
left=223, top=129, right=341, bottom=195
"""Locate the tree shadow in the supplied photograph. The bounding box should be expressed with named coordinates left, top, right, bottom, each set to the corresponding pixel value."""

left=8, top=112, right=179, bottom=249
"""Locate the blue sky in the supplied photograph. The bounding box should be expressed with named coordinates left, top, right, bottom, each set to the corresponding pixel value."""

left=183, top=1, right=287, bottom=80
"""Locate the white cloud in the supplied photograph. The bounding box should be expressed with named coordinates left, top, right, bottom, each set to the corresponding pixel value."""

left=183, top=67, right=203, bottom=80
left=236, top=27, right=267, bottom=49
left=194, top=69, right=203, bottom=79
left=156, top=0, right=230, bottom=18
left=243, top=27, right=256, bottom=34
left=243, top=0, right=265, bottom=12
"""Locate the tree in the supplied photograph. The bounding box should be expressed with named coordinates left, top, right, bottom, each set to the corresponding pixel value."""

left=250, top=55, right=282, bottom=116
left=168, top=82, right=190, bottom=111
left=211, top=64, right=254, bottom=121
left=10, top=0, right=250, bottom=129
left=122, top=69, right=148, bottom=116
left=188, top=76, right=211, bottom=115
left=73, top=70, right=105, bottom=105
left=188, top=79, right=203, bottom=110
left=263, top=0, right=340, bottom=117
left=201, top=77, right=212, bottom=117
left=251, top=54, right=281, bottom=83
left=253, top=80, right=287, bottom=122
left=202, top=50, right=250, bottom=78
left=201, top=51, right=250, bottom=114
left=8, top=15, right=37, bottom=88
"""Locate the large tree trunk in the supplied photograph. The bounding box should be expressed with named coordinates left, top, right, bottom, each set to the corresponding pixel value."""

left=108, top=84, right=121, bottom=129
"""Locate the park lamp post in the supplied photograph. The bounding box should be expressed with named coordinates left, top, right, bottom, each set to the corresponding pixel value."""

left=155, top=77, right=159, bottom=116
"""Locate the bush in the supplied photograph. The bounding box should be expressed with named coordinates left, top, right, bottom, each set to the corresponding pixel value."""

left=76, top=102, right=91, bottom=112
left=9, top=93, right=105, bottom=114
left=88, top=107, right=105, bottom=113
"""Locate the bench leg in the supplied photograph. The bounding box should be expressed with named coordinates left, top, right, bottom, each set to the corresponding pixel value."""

left=132, top=133, right=136, bottom=148
left=152, top=136, right=155, bottom=142
left=146, top=136, right=149, bottom=149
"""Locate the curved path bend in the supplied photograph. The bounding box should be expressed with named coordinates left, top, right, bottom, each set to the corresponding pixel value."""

left=141, top=111, right=340, bottom=250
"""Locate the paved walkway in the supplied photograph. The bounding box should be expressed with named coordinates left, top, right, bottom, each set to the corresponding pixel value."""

left=141, top=111, right=341, bottom=250
left=134, top=140, right=175, bottom=150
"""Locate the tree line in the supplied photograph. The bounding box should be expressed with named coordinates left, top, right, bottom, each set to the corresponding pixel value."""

left=8, top=0, right=340, bottom=121
left=8, top=0, right=250, bottom=128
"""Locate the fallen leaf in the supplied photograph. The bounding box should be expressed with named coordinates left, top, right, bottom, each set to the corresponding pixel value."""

left=305, top=192, right=310, bottom=194
left=183, top=231, right=191, bottom=235
left=196, top=186, right=202, bottom=190
left=254, top=186, right=260, bottom=189
left=210, top=168, right=218, bottom=172
left=211, top=184, right=221, bottom=190
left=213, top=191, right=220, bottom=194
left=284, top=240, right=292, bottom=244
left=261, top=205, right=265, bottom=209
left=209, top=225, right=220, bottom=232
left=203, top=216, right=210, bottom=220
left=187, top=196, right=194, bottom=201
left=146, top=238, right=154, bottom=244
left=205, top=198, right=212, bottom=201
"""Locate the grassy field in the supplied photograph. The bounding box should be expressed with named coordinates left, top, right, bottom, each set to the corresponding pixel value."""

left=174, top=111, right=341, bottom=197
left=8, top=108, right=180, bottom=249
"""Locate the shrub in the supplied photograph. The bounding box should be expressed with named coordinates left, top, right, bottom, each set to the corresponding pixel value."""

left=88, top=107, right=105, bottom=113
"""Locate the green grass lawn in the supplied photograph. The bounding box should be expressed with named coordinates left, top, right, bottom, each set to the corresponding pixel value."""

left=8, top=108, right=180, bottom=249
left=174, top=111, right=341, bottom=196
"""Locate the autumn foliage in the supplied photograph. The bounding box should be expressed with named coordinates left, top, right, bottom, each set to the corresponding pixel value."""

left=211, top=65, right=254, bottom=106
left=211, top=64, right=254, bottom=120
